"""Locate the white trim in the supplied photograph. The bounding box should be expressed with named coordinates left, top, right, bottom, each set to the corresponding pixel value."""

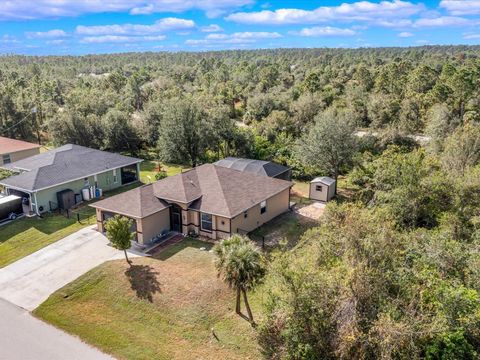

left=0, top=160, right=142, bottom=193
left=33, top=192, right=40, bottom=215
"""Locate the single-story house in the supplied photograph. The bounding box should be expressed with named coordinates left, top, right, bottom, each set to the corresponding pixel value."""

left=0, top=144, right=142, bottom=215
left=309, top=177, right=336, bottom=202
left=0, top=136, right=41, bottom=165
left=214, top=157, right=291, bottom=181
left=91, top=163, right=293, bottom=243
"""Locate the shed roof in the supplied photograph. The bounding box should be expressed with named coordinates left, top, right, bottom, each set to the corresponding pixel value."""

left=0, top=136, right=40, bottom=155
left=311, top=176, right=336, bottom=186
left=0, top=144, right=142, bottom=192
left=214, top=157, right=290, bottom=178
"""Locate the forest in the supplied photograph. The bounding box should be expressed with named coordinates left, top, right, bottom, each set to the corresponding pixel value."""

left=1, top=46, right=480, bottom=358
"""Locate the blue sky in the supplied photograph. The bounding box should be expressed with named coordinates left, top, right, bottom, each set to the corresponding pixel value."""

left=0, top=0, right=479, bottom=55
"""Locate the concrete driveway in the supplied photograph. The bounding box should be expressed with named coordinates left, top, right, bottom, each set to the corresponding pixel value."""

left=0, top=298, right=114, bottom=360
left=0, top=225, right=137, bottom=310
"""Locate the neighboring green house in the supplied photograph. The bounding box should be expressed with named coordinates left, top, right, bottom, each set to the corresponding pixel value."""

left=0, top=144, right=142, bottom=215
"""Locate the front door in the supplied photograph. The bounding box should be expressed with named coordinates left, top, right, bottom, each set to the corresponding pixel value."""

left=171, top=205, right=182, bottom=232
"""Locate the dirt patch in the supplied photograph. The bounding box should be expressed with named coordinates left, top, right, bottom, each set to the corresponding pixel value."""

left=295, top=202, right=326, bottom=221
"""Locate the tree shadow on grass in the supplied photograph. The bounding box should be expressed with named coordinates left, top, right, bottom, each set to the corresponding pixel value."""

left=125, top=265, right=161, bottom=302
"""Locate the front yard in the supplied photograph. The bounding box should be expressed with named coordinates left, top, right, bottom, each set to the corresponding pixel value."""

left=0, top=182, right=141, bottom=268
left=0, top=213, right=95, bottom=268
left=34, top=238, right=262, bottom=360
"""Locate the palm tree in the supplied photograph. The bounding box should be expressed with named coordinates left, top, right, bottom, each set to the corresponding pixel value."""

left=213, top=235, right=266, bottom=324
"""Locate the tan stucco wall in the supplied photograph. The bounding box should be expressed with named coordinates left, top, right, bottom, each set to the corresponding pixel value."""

left=1, top=147, right=40, bottom=165
left=309, top=182, right=335, bottom=202
left=231, top=188, right=290, bottom=234
left=137, top=208, right=170, bottom=244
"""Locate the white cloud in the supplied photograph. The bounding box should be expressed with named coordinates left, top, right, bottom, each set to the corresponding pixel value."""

left=26, top=29, right=68, bottom=39
left=201, top=24, right=223, bottom=32
left=414, top=16, right=472, bottom=27
left=0, top=0, right=252, bottom=20
left=0, top=35, right=19, bottom=44
left=81, top=35, right=166, bottom=44
left=296, top=26, right=356, bottom=37
left=47, top=39, right=66, bottom=45
left=186, top=31, right=282, bottom=46
left=398, top=31, right=414, bottom=37
left=76, top=18, right=194, bottom=36
left=440, top=0, right=480, bottom=16
left=226, top=1, right=424, bottom=25
left=129, top=4, right=155, bottom=15
left=464, top=32, right=480, bottom=39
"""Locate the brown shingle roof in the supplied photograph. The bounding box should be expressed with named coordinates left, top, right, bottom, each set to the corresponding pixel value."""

left=0, top=136, right=40, bottom=155
left=154, top=164, right=292, bottom=218
left=90, top=184, right=169, bottom=219
left=91, top=164, right=292, bottom=219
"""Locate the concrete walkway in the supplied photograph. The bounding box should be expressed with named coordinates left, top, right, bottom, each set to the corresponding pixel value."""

left=0, top=225, right=139, bottom=310
left=0, top=298, right=113, bottom=360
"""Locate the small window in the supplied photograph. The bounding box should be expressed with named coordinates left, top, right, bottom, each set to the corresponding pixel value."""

left=260, top=200, right=267, bottom=214
left=244, top=211, right=248, bottom=218
left=2, top=154, right=11, bottom=164
left=316, top=185, right=323, bottom=192
left=113, top=169, right=118, bottom=184
left=201, top=213, right=213, bottom=231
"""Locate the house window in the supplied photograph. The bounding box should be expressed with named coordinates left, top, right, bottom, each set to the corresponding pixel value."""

left=2, top=154, right=11, bottom=164
left=113, top=169, right=118, bottom=184
left=316, top=185, right=323, bottom=192
left=244, top=211, right=248, bottom=218
left=201, top=213, right=213, bottom=231
left=260, top=200, right=267, bottom=214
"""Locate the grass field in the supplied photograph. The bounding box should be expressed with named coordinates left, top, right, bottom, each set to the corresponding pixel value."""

left=140, top=161, right=188, bottom=184
left=34, top=238, right=262, bottom=360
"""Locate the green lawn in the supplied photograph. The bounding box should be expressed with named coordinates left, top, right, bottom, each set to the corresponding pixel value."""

left=0, top=213, right=94, bottom=268
left=0, top=182, right=140, bottom=269
left=140, top=161, right=188, bottom=184
left=34, top=239, right=262, bottom=360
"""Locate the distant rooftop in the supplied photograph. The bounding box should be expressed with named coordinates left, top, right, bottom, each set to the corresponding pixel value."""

left=0, top=136, right=40, bottom=155
left=214, top=157, right=290, bottom=179
left=0, top=144, right=142, bottom=192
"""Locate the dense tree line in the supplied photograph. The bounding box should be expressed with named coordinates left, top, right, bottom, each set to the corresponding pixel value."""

left=260, top=138, right=480, bottom=358
left=1, top=45, right=480, bottom=173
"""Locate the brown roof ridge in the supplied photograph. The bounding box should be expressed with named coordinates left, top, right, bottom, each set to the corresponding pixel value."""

left=0, top=136, right=40, bottom=154
left=211, top=165, right=235, bottom=217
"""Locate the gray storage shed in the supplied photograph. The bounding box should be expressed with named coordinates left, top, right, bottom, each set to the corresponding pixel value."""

left=309, top=177, right=336, bottom=202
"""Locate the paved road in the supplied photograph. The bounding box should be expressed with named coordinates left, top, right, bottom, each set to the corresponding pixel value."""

left=0, top=298, right=114, bottom=360
left=0, top=225, right=139, bottom=310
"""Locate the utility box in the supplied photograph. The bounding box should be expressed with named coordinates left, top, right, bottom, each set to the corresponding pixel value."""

left=57, top=189, right=75, bottom=210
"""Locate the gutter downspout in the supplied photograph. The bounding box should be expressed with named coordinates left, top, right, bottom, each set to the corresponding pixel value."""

left=33, top=192, right=41, bottom=216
